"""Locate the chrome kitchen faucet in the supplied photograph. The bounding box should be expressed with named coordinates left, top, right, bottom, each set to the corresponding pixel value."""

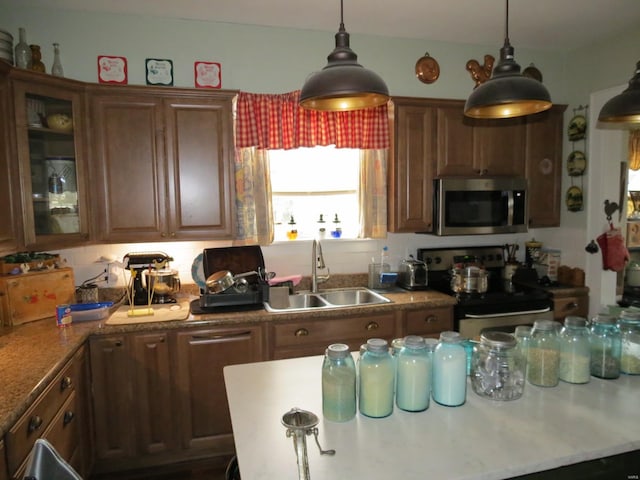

left=311, top=239, right=330, bottom=292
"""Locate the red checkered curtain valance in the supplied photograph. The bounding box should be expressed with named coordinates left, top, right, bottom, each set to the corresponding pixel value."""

left=235, top=90, right=389, bottom=150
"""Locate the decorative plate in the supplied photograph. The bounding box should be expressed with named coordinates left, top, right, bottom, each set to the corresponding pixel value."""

left=568, top=115, right=587, bottom=141
left=566, top=186, right=584, bottom=212
left=567, top=150, right=587, bottom=176
left=415, top=53, right=440, bottom=84
left=191, top=253, right=206, bottom=290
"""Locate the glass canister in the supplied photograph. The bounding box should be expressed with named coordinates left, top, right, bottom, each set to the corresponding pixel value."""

left=432, top=331, right=467, bottom=407
left=618, top=311, right=640, bottom=374
left=558, top=316, right=591, bottom=384
left=358, top=338, right=394, bottom=418
left=527, top=320, right=560, bottom=387
left=471, top=331, right=525, bottom=401
left=321, top=343, right=357, bottom=422
left=590, top=314, right=621, bottom=379
left=396, top=335, right=431, bottom=412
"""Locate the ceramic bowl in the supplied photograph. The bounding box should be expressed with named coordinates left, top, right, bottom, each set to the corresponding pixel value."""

left=46, top=113, right=73, bottom=132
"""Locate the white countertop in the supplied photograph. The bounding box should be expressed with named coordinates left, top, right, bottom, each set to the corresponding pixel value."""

left=224, top=355, right=640, bottom=480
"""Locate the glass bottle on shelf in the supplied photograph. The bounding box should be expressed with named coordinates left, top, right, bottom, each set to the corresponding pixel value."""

left=51, top=43, right=64, bottom=77
left=14, top=27, right=32, bottom=69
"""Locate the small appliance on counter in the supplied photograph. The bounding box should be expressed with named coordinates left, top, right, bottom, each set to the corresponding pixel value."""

left=123, top=251, right=179, bottom=305
left=193, top=245, right=270, bottom=313
left=397, top=255, right=428, bottom=290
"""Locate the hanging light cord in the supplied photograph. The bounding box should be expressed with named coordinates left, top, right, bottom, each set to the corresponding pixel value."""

left=339, top=0, right=345, bottom=33
left=504, top=0, right=509, bottom=44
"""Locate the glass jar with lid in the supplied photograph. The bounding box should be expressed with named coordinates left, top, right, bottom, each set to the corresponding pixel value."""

left=558, top=316, right=591, bottom=384
left=321, top=343, right=357, bottom=422
left=471, top=331, right=525, bottom=401
left=514, top=325, right=532, bottom=369
left=617, top=310, right=640, bottom=375
left=358, top=338, right=394, bottom=418
left=527, top=320, right=560, bottom=387
left=432, top=331, right=467, bottom=406
left=396, top=335, right=431, bottom=412
left=590, top=314, right=621, bottom=379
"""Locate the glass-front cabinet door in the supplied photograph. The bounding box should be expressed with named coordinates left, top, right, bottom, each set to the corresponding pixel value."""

left=12, top=75, right=89, bottom=249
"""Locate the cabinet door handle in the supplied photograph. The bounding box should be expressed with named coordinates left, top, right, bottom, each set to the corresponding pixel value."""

left=60, top=376, right=73, bottom=391
left=366, top=321, right=379, bottom=331
left=28, top=415, right=43, bottom=433
left=170, top=232, right=176, bottom=237
left=294, top=328, right=309, bottom=337
left=63, top=410, right=75, bottom=426
left=161, top=232, right=167, bottom=238
left=566, top=302, right=578, bottom=310
left=424, top=315, right=437, bottom=324
left=191, top=331, right=251, bottom=340
left=114, top=340, right=123, bottom=347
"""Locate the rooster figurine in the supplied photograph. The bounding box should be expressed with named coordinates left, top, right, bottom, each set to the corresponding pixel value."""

left=466, top=54, right=495, bottom=87
left=604, top=199, right=619, bottom=222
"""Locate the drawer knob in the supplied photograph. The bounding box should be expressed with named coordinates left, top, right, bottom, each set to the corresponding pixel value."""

left=294, top=328, right=309, bottom=337
left=366, top=321, right=379, bottom=331
left=566, top=302, right=578, bottom=310
left=61, top=376, right=73, bottom=390
left=28, top=415, right=43, bottom=433
left=63, top=410, right=75, bottom=425
left=424, top=315, right=437, bottom=323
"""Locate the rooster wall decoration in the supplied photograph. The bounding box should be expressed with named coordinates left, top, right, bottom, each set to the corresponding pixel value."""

left=466, top=54, right=495, bottom=88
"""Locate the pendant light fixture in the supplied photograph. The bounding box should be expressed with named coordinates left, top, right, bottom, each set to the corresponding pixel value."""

left=464, top=0, right=552, bottom=119
left=299, top=0, right=389, bottom=111
left=598, top=61, right=640, bottom=124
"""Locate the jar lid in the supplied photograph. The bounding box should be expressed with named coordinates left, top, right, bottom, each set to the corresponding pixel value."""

left=592, top=314, right=616, bottom=325
left=480, top=331, right=517, bottom=349
left=533, top=319, right=556, bottom=331
left=366, top=338, right=388, bottom=353
left=326, top=343, right=350, bottom=359
left=423, top=338, right=439, bottom=351
left=439, top=331, right=462, bottom=343
left=619, top=310, right=640, bottom=321
left=564, top=316, right=588, bottom=328
left=403, top=335, right=426, bottom=349
left=514, top=325, right=532, bottom=337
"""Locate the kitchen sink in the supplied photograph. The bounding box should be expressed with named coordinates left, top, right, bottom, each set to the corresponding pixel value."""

left=264, top=287, right=391, bottom=312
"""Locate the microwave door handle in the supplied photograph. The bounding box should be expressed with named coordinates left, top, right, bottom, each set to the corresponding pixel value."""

left=507, top=189, right=514, bottom=226
left=464, top=307, right=551, bottom=319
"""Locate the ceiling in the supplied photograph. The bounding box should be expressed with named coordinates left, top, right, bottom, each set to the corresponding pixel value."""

left=16, top=0, right=640, bottom=52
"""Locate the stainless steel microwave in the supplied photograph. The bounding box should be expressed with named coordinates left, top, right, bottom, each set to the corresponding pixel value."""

left=434, top=177, right=528, bottom=235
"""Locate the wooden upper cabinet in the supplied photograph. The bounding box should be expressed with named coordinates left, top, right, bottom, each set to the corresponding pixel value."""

left=88, top=85, right=235, bottom=243
left=435, top=100, right=526, bottom=177
left=526, top=104, right=567, bottom=228
left=388, top=99, right=436, bottom=232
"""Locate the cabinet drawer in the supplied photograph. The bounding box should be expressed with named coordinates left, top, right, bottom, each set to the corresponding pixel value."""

left=5, top=356, right=77, bottom=474
left=553, top=296, right=588, bottom=321
left=405, top=307, right=453, bottom=337
left=273, top=313, right=396, bottom=348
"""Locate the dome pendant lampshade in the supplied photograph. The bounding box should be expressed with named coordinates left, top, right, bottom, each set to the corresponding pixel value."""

left=464, top=0, right=552, bottom=119
left=299, top=0, right=389, bottom=111
left=598, top=61, right=640, bottom=124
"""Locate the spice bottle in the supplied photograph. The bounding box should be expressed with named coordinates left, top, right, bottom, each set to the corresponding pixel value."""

left=321, top=343, right=356, bottom=422
left=558, top=316, right=591, bottom=384
left=617, top=311, right=640, bottom=375
left=471, top=331, right=525, bottom=401
left=590, top=314, right=621, bottom=379
left=358, top=338, right=394, bottom=418
left=396, top=335, right=431, bottom=412
left=432, top=331, right=467, bottom=406
left=527, top=320, right=560, bottom=387
left=286, top=216, right=298, bottom=240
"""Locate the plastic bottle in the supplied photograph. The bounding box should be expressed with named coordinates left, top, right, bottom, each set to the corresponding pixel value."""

left=558, top=316, right=591, bottom=384
left=432, top=331, right=467, bottom=407
left=396, top=335, right=431, bottom=412
left=358, top=338, right=394, bottom=418
left=321, top=343, right=356, bottom=422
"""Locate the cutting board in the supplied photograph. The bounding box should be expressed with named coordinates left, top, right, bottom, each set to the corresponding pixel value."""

left=105, top=301, right=190, bottom=325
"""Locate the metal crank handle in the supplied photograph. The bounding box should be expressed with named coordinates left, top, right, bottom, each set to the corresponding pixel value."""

left=312, top=428, right=335, bottom=455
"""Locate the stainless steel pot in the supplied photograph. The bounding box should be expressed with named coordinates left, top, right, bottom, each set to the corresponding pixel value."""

left=206, top=270, right=259, bottom=294
left=451, top=265, right=488, bottom=293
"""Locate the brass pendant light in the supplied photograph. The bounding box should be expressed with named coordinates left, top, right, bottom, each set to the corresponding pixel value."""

left=464, top=0, right=552, bottom=119
left=299, top=0, right=389, bottom=111
left=598, top=61, right=640, bottom=124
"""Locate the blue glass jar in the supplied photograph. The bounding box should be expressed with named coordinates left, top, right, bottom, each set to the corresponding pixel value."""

left=358, top=338, right=394, bottom=418
left=527, top=320, right=560, bottom=387
left=432, top=331, right=467, bottom=407
left=590, top=314, right=621, bottom=379
left=617, top=310, right=640, bottom=375
left=558, top=316, right=591, bottom=384
left=396, top=335, right=431, bottom=412
left=322, top=343, right=357, bottom=422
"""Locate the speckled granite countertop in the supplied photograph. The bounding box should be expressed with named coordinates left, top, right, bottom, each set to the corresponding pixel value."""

left=0, top=284, right=455, bottom=437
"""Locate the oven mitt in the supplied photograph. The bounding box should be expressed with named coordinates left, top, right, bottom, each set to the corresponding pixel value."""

left=597, top=227, right=629, bottom=272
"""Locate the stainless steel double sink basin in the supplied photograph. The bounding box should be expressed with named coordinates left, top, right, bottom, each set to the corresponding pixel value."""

left=264, top=287, right=392, bottom=312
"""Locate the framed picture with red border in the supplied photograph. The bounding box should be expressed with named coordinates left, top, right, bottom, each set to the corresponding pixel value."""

left=97, top=55, right=128, bottom=84
left=194, top=61, right=222, bottom=88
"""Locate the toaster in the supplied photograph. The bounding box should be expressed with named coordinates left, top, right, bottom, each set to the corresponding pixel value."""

left=397, top=256, right=428, bottom=290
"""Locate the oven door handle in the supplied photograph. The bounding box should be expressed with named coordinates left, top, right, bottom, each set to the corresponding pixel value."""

left=463, top=307, right=551, bottom=319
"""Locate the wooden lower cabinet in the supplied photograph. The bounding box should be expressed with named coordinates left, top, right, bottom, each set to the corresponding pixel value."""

left=552, top=294, right=589, bottom=321
left=403, top=307, right=454, bottom=338
left=89, top=325, right=263, bottom=474
left=0, top=440, right=7, bottom=480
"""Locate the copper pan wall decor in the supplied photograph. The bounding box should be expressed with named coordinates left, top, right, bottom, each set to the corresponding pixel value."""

left=466, top=54, right=495, bottom=88
left=415, top=52, right=440, bottom=84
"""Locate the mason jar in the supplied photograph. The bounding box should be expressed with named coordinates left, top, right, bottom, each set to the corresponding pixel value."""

left=514, top=325, right=533, bottom=371
left=590, top=314, right=621, bottom=379
left=358, top=338, right=394, bottom=418
left=527, top=320, right=560, bottom=387
left=432, top=331, right=467, bottom=406
left=396, top=335, right=431, bottom=412
left=558, top=316, right=591, bottom=384
left=618, top=312, right=640, bottom=374
left=321, top=343, right=356, bottom=422
left=471, top=331, right=525, bottom=401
